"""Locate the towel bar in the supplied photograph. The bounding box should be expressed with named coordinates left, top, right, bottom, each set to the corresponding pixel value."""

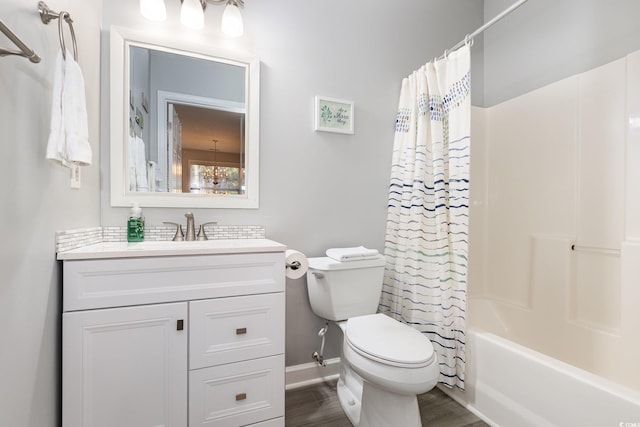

left=0, top=19, right=40, bottom=63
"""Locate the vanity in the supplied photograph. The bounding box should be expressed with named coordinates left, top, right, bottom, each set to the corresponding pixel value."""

left=58, top=239, right=286, bottom=427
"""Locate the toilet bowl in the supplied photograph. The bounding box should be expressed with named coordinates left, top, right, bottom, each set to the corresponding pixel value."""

left=345, top=314, right=438, bottom=395
left=339, top=314, right=439, bottom=427
left=306, top=255, right=439, bottom=426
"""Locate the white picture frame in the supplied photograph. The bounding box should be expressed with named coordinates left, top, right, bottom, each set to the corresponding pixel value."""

left=314, top=96, right=354, bottom=134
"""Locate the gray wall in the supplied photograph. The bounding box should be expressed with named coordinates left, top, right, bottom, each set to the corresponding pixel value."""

left=0, top=0, right=101, bottom=425
left=101, top=0, right=485, bottom=367
left=483, top=0, right=640, bottom=106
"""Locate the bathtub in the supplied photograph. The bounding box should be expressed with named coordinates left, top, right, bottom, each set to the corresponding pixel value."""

left=440, top=330, right=640, bottom=426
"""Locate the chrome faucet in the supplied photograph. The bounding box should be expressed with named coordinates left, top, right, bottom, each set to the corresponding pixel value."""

left=185, top=212, right=196, bottom=241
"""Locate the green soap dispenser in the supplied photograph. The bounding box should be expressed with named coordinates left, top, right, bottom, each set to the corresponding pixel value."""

left=127, top=202, right=145, bottom=242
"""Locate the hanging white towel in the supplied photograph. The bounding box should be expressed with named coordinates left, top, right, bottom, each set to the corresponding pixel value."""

left=128, top=134, right=137, bottom=191
left=63, top=49, right=91, bottom=166
left=46, top=50, right=66, bottom=165
left=45, top=49, right=92, bottom=167
left=134, top=136, right=149, bottom=191
left=326, top=246, right=380, bottom=262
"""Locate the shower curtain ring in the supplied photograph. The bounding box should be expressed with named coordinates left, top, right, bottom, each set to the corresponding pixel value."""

left=464, top=34, right=474, bottom=47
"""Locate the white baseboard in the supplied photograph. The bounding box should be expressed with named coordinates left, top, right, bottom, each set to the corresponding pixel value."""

left=285, top=357, right=341, bottom=390
left=436, top=384, right=496, bottom=426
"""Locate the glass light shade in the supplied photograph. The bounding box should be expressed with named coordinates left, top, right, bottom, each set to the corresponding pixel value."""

left=180, top=0, right=205, bottom=29
left=221, top=3, right=244, bottom=37
left=140, top=0, right=167, bottom=22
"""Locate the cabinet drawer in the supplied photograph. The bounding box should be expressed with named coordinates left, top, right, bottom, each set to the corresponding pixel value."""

left=63, top=252, right=285, bottom=311
left=189, top=355, right=284, bottom=427
left=190, top=293, right=285, bottom=369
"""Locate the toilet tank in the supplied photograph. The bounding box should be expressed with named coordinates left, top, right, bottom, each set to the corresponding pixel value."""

left=306, top=255, right=386, bottom=321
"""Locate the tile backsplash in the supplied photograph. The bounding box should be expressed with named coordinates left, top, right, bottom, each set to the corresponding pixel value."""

left=56, top=225, right=266, bottom=253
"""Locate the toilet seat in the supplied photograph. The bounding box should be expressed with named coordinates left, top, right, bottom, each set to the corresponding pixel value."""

left=345, top=313, right=435, bottom=368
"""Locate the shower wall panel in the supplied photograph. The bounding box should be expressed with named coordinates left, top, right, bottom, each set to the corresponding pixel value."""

left=468, top=107, right=489, bottom=298
left=471, top=51, right=640, bottom=391
left=485, top=76, right=577, bottom=308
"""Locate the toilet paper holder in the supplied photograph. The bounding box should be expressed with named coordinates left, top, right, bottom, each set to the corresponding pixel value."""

left=287, top=260, right=301, bottom=270
left=284, top=249, right=309, bottom=280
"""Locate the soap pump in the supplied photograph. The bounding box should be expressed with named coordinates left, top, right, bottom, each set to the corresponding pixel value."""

left=127, top=202, right=145, bottom=242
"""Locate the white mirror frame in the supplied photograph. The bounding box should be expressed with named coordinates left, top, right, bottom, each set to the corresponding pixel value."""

left=109, top=26, right=260, bottom=208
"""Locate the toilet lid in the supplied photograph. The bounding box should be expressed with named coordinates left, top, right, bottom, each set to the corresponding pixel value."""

left=345, top=314, right=435, bottom=367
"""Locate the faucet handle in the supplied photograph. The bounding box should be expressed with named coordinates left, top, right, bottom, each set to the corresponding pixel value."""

left=196, top=222, right=217, bottom=241
left=163, top=222, right=185, bottom=241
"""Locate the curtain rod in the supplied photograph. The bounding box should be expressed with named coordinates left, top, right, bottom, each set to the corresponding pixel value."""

left=437, top=0, right=528, bottom=60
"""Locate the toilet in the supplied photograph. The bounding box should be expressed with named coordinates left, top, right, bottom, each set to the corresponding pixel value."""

left=306, top=255, right=439, bottom=427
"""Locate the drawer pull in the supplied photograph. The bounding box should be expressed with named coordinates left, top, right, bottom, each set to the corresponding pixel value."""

left=177, top=319, right=184, bottom=331
left=236, top=393, right=247, bottom=401
left=236, top=327, right=247, bottom=335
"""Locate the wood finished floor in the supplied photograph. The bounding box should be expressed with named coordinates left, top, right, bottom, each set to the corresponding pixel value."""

left=285, top=379, right=488, bottom=427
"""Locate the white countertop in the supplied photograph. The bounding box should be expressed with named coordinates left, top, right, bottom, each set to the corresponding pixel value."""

left=57, top=239, right=287, bottom=260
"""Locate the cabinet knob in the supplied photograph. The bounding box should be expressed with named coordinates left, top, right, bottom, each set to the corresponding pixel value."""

left=236, top=327, right=247, bottom=335
left=236, top=393, right=247, bottom=401
left=177, top=319, right=184, bottom=331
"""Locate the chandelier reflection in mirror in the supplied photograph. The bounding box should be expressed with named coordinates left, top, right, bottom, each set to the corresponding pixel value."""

left=190, top=140, right=244, bottom=194
left=140, top=0, right=244, bottom=36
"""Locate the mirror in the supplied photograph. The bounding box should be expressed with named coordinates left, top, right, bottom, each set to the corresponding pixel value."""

left=110, top=26, right=260, bottom=208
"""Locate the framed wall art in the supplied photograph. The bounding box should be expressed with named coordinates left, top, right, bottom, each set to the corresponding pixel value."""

left=314, top=96, right=354, bottom=134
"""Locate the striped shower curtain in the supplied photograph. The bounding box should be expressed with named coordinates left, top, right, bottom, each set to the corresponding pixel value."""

left=379, top=45, right=470, bottom=390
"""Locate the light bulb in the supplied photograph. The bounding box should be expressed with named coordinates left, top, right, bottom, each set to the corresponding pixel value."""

left=140, top=0, right=167, bottom=22
left=180, top=0, right=205, bottom=29
left=221, top=3, right=243, bottom=37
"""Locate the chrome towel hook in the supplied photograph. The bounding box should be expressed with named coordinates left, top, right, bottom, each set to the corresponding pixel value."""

left=38, top=1, right=77, bottom=61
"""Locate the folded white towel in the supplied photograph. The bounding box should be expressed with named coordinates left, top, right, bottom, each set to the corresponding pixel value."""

left=45, top=49, right=92, bottom=167
left=326, top=246, right=380, bottom=262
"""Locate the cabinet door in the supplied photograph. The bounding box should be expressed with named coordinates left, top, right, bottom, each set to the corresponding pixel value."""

left=190, top=293, right=285, bottom=369
left=63, top=303, right=188, bottom=427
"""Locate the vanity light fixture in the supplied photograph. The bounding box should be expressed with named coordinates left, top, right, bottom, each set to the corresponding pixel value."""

left=180, top=0, right=205, bottom=29
left=220, top=0, right=243, bottom=37
left=140, top=0, right=244, bottom=37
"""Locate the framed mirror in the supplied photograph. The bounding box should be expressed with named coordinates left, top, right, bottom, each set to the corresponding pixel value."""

left=110, top=26, right=260, bottom=208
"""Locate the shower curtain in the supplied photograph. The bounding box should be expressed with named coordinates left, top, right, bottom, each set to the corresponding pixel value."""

left=379, top=45, right=470, bottom=390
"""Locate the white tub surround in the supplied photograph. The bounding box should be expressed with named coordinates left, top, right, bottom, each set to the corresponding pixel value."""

left=60, top=239, right=286, bottom=427
left=466, top=49, right=640, bottom=393
left=442, top=331, right=640, bottom=427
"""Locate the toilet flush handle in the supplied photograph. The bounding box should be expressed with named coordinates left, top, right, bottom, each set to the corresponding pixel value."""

left=312, top=271, right=324, bottom=279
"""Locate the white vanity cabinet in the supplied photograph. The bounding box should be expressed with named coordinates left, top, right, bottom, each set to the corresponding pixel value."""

left=59, top=241, right=286, bottom=427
